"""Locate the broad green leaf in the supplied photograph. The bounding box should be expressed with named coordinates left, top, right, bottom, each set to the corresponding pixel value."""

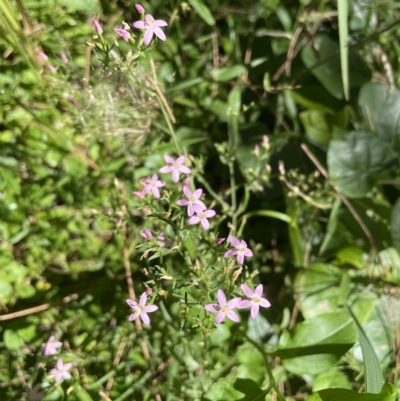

left=203, top=378, right=267, bottom=401
left=293, top=264, right=342, bottom=319
left=277, top=312, right=357, bottom=375
left=338, top=0, right=349, bottom=100
left=305, top=383, right=397, bottom=401
left=188, top=0, right=215, bottom=26
left=214, top=66, right=247, bottom=82
left=312, top=368, right=352, bottom=392
left=0, top=278, right=13, bottom=303
left=359, top=82, right=400, bottom=143
left=327, top=131, right=397, bottom=198
left=300, top=110, right=332, bottom=147
left=4, top=329, right=23, bottom=350
left=236, top=343, right=266, bottom=384
left=301, top=35, right=370, bottom=99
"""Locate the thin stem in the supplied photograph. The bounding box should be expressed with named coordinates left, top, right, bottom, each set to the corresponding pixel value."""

left=196, top=175, right=230, bottom=211
left=228, top=162, right=237, bottom=232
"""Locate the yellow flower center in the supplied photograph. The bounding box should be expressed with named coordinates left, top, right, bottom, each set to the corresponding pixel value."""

left=221, top=306, right=228, bottom=313
left=189, top=195, right=195, bottom=202
left=253, top=297, right=261, bottom=304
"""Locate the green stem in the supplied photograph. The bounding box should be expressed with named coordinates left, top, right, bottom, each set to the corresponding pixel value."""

left=196, top=175, right=230, bottom=212
left=228, top=162, right=237, bottom=232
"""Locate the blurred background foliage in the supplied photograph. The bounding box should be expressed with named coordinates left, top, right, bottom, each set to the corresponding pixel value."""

left=0, top=0, right=400, bottom=399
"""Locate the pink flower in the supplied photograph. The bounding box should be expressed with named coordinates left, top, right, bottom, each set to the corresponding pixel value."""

left=38, top=51, right=48, bottom=61
left=237, top=284, right=271, bottom=318
left=135, top=4, right=145, bottom=13
left=47, top=64, right=56, bottom=73
left=140, top=230, right=153, bottom=239
left=93, top=19, right=103, bottom=35
left=49, top=359, right=73, bottom=384
left=262, top=135, right=269, bottom=143
left=115, top=27, right=130, bottom=42
left=215, top=238, right=226, bottom=245
left=188, top=209, right=216, bottom=230
left=176, top=186, right=207, bottom=216
left=224, top=235, right=253, bottom=265
left=141, top=174, right=165, bottom=198
left=41, top=335, right=62, bottom=356
left=127, top=292, right=158, bottom=325
left=60, top=53, right=68, bottom=63
left=24, top=384, right=44, bottom=401
left=204, top=289, right=242, bottom=324
left=159, top=155, right=191, bottom=183
left=133, top=14, right=168, bottom=46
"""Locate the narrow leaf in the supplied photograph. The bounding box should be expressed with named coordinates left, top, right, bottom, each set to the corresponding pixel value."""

left=188, top=0, right=215, bottom=26
left=338, top=0, right=349, bottom=100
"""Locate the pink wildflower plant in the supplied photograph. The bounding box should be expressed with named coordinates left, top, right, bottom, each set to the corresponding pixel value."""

left=41, top=335, right=62, bottom=356
left=188, top=209, right=216, bottom=230
left=224, top=235, right=253, bottom=265
left=127, top=292, right=158, bottom=325
left=141, top=174, right=165, bottom=198
left=159, top=155, right=191, bottom=183
left=176, top=186, right=207, bottom=216
left=133, top=14, right=168, bottom=46
left=114, top=27, right=131, bottom=42
left=49, top=359, right=73, bottom=384
left=237, top=284, right=271, bottom=318
left=204, top=289, right=242, bottom=324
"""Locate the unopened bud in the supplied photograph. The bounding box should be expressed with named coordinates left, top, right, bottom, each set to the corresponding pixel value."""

left=145, top=287, right=152, bottom=295
left=135, top=4, right=145, bottom=13
left=143, top=208, right=151, bottom=215
left=60, top=53, right=68, bottom=63
left=139, top=230, right=153, bottom=239
left=93, top=19, right=103, bottom=35
left=38, top=51, right=48, bottom=61
left=215, top=238, right=226, bottom=245
left=254, top=144, right=260, bottom=157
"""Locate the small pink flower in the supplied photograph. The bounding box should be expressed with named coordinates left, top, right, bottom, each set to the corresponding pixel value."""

left=262, top=135, right=269, bottom=143
left=38, top=51, right=48, bottom=61
left=141, top=174, right=165, bottom=198
left=140, top=230, right=153, bottom=239
left=60, top=53, right=68, bottom=63
left=204, top=289, right=242, bottom=324
left=24, top=384, right=44, bottom=401
left=127, top=292, right=158, bottom=325
left=47, top=64, right=56, bottom=73
left=115, top=27, right=131, bottom=42
left=49, top=359, right=73, bottom=384
left=93, top=19, right=103, bottom=35
left=41, top=335, right=62, bottom=356
left=159, top=155, right=191, bottom=183
left=237, top=284, right=271, bottom=318
left=215, top=238, right=226, bottom=245
left=135, top=4, right=145, bottom=13
left=188, top=209, right=216, bottom=230
left=224, top=235, right=253, bottom=265
left=133, top=14, right=168, bottom=46
left=176, top=186, right=207, bottom=216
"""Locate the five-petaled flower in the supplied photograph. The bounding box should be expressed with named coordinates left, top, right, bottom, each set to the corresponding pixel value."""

left=24, top=384, right=44, bottom=401
left=224, top=235, right=253, bottom=265
left=49, top=359, right=73, bottom=384
left=238, top=284, right=271, bottom=318
left=188, top=209, right=216, bottom=230
left=114, top=27, right=130, bottom=42
left=127, top=292, right=159, bottom=325
left=204, top=289, right=242, bottom=324
left=159, top=155, right=191, bottom=183
left=133, top=14, right=168, bottom=46
left=41, top=335, right=62, bottom=356
left=176, top=186, right=207, bottom=216
left=141, top=174, right=165, bottom=198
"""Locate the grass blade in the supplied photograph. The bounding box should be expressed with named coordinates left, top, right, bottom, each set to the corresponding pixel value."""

left=338, top=0, right=349, bottom=100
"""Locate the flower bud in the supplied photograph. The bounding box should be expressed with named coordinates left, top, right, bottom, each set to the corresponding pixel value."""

left=140, top=230, right=153, bottom=239
left=93, top=19, right=103, bottom=35
left=145, top=287, right=152, bottom=295
left=60, top=53, right=68, bottom=63
left=215, top=238, right=226, bottom=245
left=135, top=4, right=145, bottom=13
left=38, top=51, right=48, bottom=61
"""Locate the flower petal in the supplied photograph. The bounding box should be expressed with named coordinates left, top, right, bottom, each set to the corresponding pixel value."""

left=244, top=249, right=253, bottom=257
left=201, top=218, right=210, bottom=230
left=227, top=297, right=242, bottom=308
left=251, top=304, right=260, bottom=319
left=139, top=292, right=147, bottom=306
left=152, top=186, right=160, bottom=198
left=204, top=304, right=219, bottom=312
left=183, top=185, right=192, bottom=198
left=178, top=165, right=192, bottom=174
left=224, top=249, right=237, bottom=257
left=176, top=155, right=185, bottom=165
left=193, top=201, right=207, bottom=213
left=176, top=199, right=189, bottom=206
left=241, top=283, right=254, bottom=298
left=155, top=27, right=166, bottom=41
left=159, top=165, right=174, bottom=173
left=215, top=311, right=226, bottom=324
left=237, top=253, right=244, bottom=265
left=237, top=300, right=252, bottom=309
left=204, top=209, right=216, bottom=218
left=255, top=284, right=263, bottom=297
left=240, top=240, right=248, bottom=248
left=62, top=371, right=71, bottom=380
left=226, top=310, right=240, bottom=322
left=172, top=169, right=180, bottom=183
left=143, top=28, right=154, bottom=46
left=193, top=188, right=202, bottom=199
left=164, top=154, right=175, bottom=164
left=187, top=203, right=194, bottom=216
left=129, top=312, right=140, bottom=321
left=144, top=305, right=159, bottom=313
left=228, top=235, right=241, bottom=248
left=217, top=289, right=226, bottom=306
left=188, top=216, right=200, bottom=225
left=155, top=19, right=168, bottom=27
left=140, top=312, right=150, bottom=325
left=133, top=20, right=146, bottom=29
left=259, top=298, right=271, bottom=308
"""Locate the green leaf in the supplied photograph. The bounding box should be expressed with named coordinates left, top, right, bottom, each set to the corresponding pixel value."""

left=56, top=0, right=100, bottom=12
left=300, top=110, right=332, bottom=147
left=277, top=312, right=357, bottom=375
left=0, top=279, right=13, bottom=303
left=301, top=35, right=370, bottom=99
left=312, top=368, right=352, bottom=392
left=327, top=131, right=397, bottom=198
left=319, top=198, right=342, bottom=255
left=305, top=383, right=397, bottom=401
left=4, top=329, right=23, bottom=350
left=214, top=65, right=247, bottom=82
left=338, top=0, right=349, bottom=100
left=359, top=82, right=400, bottom=143
left=203, top=378, right=267, bottom=401
left=240, top=210, right=292, bottom=224
left=188, top=0, right=215, bottom=26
